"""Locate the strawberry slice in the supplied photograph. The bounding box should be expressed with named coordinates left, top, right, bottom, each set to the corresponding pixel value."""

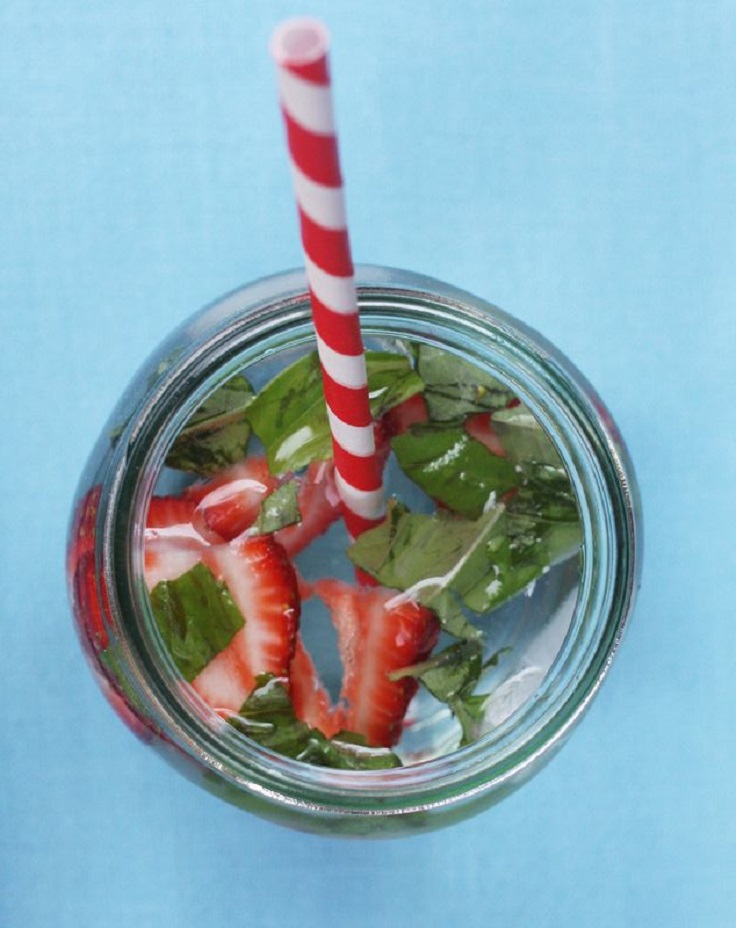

left=382, top=393, right=429, bottom=437
left=313, top=579, right=440, bottom=748
left=192, top=535, right=300, bottom=713
left=189, top=457, right=278, bottom=541
left=274, top=461, right=341, bottom=558
left=68, top=486, right=109, bottom=653
left=289, top=636, right=344, bottom=738
left=68, top=484, right=102, bottom=568
left=144, top=534, right=206, bottom=590
left=464, top=411, right=506, bottom=457
left=144, top=488, right=210, bottom=589
left=146, top=493, right=199, bottom=529
left=72, top=550, right=111, bottom=654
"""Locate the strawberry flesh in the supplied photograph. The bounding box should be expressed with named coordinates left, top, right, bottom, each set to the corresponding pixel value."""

left=464, top=411, right=506, bottom=457
left=189, top=457, right=278, bottom=541
left=289, top=636, right=344, bottom=738
left=274, top=461, right=341, bottom=558
left=146, top=494, right=199, bottom=529
left=313, top=579, right=440, bottom=748
left=192, top=535, right=300, bottom=713
left=382, top=393, right=429, bottom=437
left=68, top=486, right=109, bottom=653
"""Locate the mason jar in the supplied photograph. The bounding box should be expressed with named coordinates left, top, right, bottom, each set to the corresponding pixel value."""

left=67, top=266, right=641, bottom=837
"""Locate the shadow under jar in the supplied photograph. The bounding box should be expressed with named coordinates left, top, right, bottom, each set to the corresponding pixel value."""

left=67, top=266, right=641, bottom=837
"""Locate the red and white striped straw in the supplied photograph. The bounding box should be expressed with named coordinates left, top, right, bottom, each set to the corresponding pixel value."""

left=271, top=18, right=385, bottom=538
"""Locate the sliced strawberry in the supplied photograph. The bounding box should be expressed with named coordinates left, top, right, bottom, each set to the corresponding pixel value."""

left=68, top=484, right=102, bottom=569
left=313, top=579, right=440, bottom=748
left=274, top=461, right=341, bottom=558
left=192, top=535, right=300, bottom=713
left=68, top=486, right=111, bottom=653
left=144, top=487, right=212, bottom=588
left=72, top=549, right=111, bottom=654
left=382, top=393, right=428, bottom=437
left=146, top=493, right=199, bottom=529
left=143, top=533, right=206, bottom=590
left=372, top=416, right=393, bottom=465
left=189, top=457, right=278, bottom=541
left=290, top=636, right=344, bottom=738
left=464, top=411, right=506, bottom=457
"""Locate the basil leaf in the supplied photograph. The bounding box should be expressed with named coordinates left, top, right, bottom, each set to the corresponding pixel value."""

left=365, top=350, right=425, bottom=417
left=245, top=352, right=328, bottom=473
left=150, top=562, right=245, bottom=681
left=254, top=480, right=301, bottom=535
left=246, top=350, right=423, bottom=474
left=393, top=642, right=511, bottom=746
left=166, top=375, right=255, bottom=476
left=348, top=502, right=508, bottom=638
left=452, top=693, right=492, bottom=747
left=300, top=731, right=403, bottom=771
left=228, top=675, right=401, bottom=770
left=392, top=424, right=518, bottom=518
left=511, top=461, right=579, bottom=523
left=391, top=639, right=485, bottom=702
left=417, top=344, right=515, bottom=422
left=99, top=643, right=151, bottom=721
left=491, top=403, right=562, bottom=467
left=349, top=499, right=579, bottom=636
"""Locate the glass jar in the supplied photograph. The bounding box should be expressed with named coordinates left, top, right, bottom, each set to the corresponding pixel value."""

left=67, top=266, right=641, bottom=836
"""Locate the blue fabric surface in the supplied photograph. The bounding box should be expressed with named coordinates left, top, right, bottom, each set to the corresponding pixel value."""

left=1, top=2, right=734, bottom=926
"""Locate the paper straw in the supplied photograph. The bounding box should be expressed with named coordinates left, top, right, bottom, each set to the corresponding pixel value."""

left=271, top=18, right=385, bottom=538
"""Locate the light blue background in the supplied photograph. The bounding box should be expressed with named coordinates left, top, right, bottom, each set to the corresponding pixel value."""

left=2, top=2, right=734, bottom=926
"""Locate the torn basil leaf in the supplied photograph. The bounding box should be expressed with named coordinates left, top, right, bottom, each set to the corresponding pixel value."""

left=348, top=499, right=579, bottom=639
left=228, top=675, right=401, bottom=770
left=246, top=349, right=423, bottom=474
left=417, top=344, right=515, bottom=422
left=166, top=375, right=255, bottom=476
left=150, top=562, right=245, bottom=682
left=392, top=641, right=510, bottom=746
left=391, top=639, right=485, bottom=702
left=391, top=423, right=518, bottom=519
left=491, top=402, right=562, bottom=467
left=254, top=479, right=301, bottom=535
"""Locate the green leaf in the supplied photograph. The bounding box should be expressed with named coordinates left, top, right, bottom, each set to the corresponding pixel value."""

left=166, top=375, right=255, bottom=475
left=348, top=502, right=510, bottom=637
left=452, top=693, right=493, bottom=747
left=365, top=350, right=425, bottom=418
left=392, top=641, right=511, bottom=746
left=391, top=639, right=485, bottom=702
left=150, top=562, right=245, bottom=682
left=253, top=479, right=301, bottom=535
left=245, top=349, right=423, bottom=475
left=511, top=461, right=580, bottom=523
left=228, top=675, right=402, bottom=770
left=300, top=730, right=403, bottom=770
left=99, top=643, right=150, bottom=720
left=245, top=352, right=328, bottom=473
left=417, top=344, right=515, bottom=422
left=491, top=402, right=562, bottom=467
left=348, top=498, right=579, bottom=636
left=392, top=424, right=518, bottom=518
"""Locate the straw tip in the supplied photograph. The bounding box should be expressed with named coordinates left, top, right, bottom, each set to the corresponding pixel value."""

left=270, top=17, right=331, bottom=67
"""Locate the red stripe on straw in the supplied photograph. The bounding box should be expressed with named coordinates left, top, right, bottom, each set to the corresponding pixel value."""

left=309, top=296, right=366, bottom=355
left=283, top=116, right=343, bottom=187
left=332, top=443, right=384, bottom=493
left=272, top=17, right=385, bottom=538
left=282, top=56, right=330, bottom=85
left=321, top=371, right=374, bottom=428
left=299, top=208, right=354, bottom=277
